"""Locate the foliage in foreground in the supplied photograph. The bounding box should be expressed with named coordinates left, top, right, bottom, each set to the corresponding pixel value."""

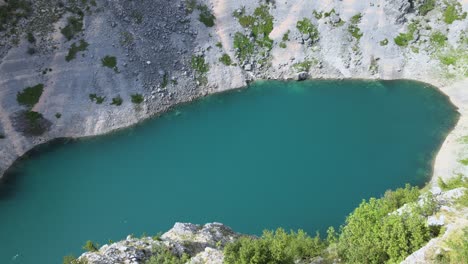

left=224, top=184, right=439, bottom=264
left=145, top=245, right=190, bottom=264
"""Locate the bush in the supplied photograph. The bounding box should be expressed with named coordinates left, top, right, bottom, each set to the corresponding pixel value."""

left=296, top=18, right=319, bottom=42
left=26, top=32, right=35, bottom=43
left=89, top=94, right=105, bottom=104
left=394, top=32, right=413, bottom=47
left=101, top=55, right=117, bottom=69
left=198, top=4, right=215, bottom=27
left=438, top=175, right=468, bottom=191
left=219, top=53, right=232, bottom=66
left=145, top=245, right=190, bottom=264
left=61, top=16, right=84, bottom=41
left=233, top=5, right=274, bottom=49
left=338, top=185, right=434, bottom=264
left=443, top=2, right=467, bottom=24
left=111, top=96, right=123, bottom=106
left=380, top=38, right=389, bottom=46
left=430, top=31, right=447, bottom=48
left=82, top=240, right=98, bottom=252
left=17, top=84, right=44, bottom=108
left=233, top=32, right=254, bottom=60
left=131, top=94, right=144, bottom=104
left=191, top=55, right=209, bottom=73
left=65, top=39, right=89, bottom=62
left=224, top=229, right=326, bottom=264
left=419, top=0, right=436, bottom=16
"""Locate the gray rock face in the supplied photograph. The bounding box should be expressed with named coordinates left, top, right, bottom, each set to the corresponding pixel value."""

left=383, top=0, right=411, bottom=23
left=79, top=223, right=239, bottom=264
left=297, top=72, right=309, bottom=81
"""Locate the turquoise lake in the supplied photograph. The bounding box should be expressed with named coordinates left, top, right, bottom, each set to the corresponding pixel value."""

left=0, top=80, right=459, bottom=263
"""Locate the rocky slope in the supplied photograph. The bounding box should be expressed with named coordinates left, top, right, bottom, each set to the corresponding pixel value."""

left=0, top=0, right=467, bottom=263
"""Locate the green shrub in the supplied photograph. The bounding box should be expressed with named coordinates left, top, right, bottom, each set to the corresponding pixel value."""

left=83, top=240, right=98, bottom=252
left=219, top=53, right=232, bottom=66
left=443, top=1, right=467, bottom=24
left=55, top=113, right=62, bottom=119
left=215, top=42, right=222, bottom=48
left=89, top=94, right=105, bottom=104
left=380, top=38, right=389, bottom=46
left=279, top=42, right=287, bottom=48
left=313, top=10, right=323, bottom=19
left=282, top=30, right=290, bottom=41
left=17, top=84, right=44, bottom=108
left=145, top=245, right=190, bottom=264
left=296, top=18, right=319, bottom=42
left=292, top=60, right=315, bottom=72
left=66, top=39, right=89, bottom=62
left=63, top=255, right=87, bottom=264
left=111, top=96, right=123, bottom=106
left=101, top=55, right=117, bottom=68
left=61, top=16, right=84, bottom=41
left=394, top=32, right=413, bottom=47
left=348, top=13, right=363, bottom=41
left=430, top=31, right=447, bottom=48
left=338, top=185, right=433, bottom=263
left=198, top=4, right=215, bottom=27
left=131, top=94, right=144, bottom=104
left=233, top=5, right=274, bottom=49
left=439, top=54, right=457, bottom=65
left=26, top=32, right=35, bottom=43
left=224, top=229, right=326, bottom=264
left=438, top=175, right=468, bottom=190
left=191, top=55, right=209, bottom=73
left=419, top=0, right=436, bottom=16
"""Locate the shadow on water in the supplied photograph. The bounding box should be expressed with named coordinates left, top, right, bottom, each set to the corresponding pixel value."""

left=0, top=138, right=77, bottom=200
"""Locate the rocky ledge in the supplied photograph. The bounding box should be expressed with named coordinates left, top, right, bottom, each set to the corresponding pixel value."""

left=79, top=222, right=239, bottom=264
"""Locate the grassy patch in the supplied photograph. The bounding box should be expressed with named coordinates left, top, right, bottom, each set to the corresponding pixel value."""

left=394, top=21, right=419, bottom=47
left=65, top=39, right=89, bottom=62
left=89, top=94, right=105, bottom=104
left=296, top=18, right=319, bottom=42
left=219, top=53, right=232, bottom=66
left=82, top=240, right=98, bottom=252
left=380, top=38, right=389, bottom=46
left=0, top=0, right=32, bottom=31
left=111, top=96, right=123, bottom=106
left=198, top=4, right=215, bottom=27
left=131, top=94, right=144, bottom=104
left=101, top=56, right=118, bottom=71
left=419, top=0, right=436, bottom=15
left=191, top=55, right=209, bottom=74
left=233, top=32, right=254, bottom=61
left=438, top=174, right=468, bottom=191
left=61, top=16, right=84, bottom=41
left=17, top=84, right=44, bottom=108
left=348, top=13, right=363, bottom=41
left=430, top=31, right=447, bottom=48
left=233, top=5, right=274, bottom=49
left=293, top=60, right=316, bottom=72
left=443, top=1, right=467, bottom=24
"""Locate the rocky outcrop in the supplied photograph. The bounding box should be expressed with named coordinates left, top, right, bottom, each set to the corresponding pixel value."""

left=79, top=223, right=239, bottom=264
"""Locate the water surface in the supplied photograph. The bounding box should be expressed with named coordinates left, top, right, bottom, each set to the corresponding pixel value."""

left=0, top=80, right=458, bottom=263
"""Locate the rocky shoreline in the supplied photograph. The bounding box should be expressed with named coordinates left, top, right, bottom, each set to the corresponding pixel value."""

left=0, top=0, right=467, bottom=263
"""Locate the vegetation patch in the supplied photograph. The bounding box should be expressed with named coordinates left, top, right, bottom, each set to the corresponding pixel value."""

left=61, top=16, right=84, bottom=41
left=419, top=0, right=436, bottom=16
left=55, top=113, right=62, bottom=119
left=14, top=110, right=50, bottom=136
left=430, top=31, right=447, bottom=49
left=89, top=94, right=105, bottom=104
left=198, top=4, right=215, bottom=27
left=292, top=60, right=316, bottom=72
left=348, top=13, right=363, bottom=41
left=146, top=245, right=190, bottom=264
left=233, top=5, right=274, bottom=49
left=233, top=32, right=254, bottom=61
left=443, top=1, right=467, bottom=24
left=224, top=184, right=437, bottom=263
left=131, top=93, right=144, bottom=104
left=394, top=21, right=419, bottom=47
left=296, top=18, right=319, bottom=43
left=83, top=240, right=98, bottom=252
left=65, top=39, right=89, bottom=62
left=380, top=38, right=389, bottom=46
left=438, top=175, right=468, bottom=191
left=101, top=56, right=118, bottom=72
left=17, top=84, right=44, bottom=108
left=219, top=53, right=232, bottom=66
left=191, top=55, right=209, bottom=74
left=0, top=0, right=32, bottom=32
left=111, top=96, right=123, bottom=106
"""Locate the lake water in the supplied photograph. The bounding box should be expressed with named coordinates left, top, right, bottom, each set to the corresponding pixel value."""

left=0, top=80, right=458, bottom=263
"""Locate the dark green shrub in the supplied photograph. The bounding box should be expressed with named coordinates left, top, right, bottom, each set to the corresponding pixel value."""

left=131, top=94, right=144, bottom=104
left=219, top=53, right=232, bottom=66
left=191, top=55, right=209, bottom=73
left=17, top=84, right=44, bottom=108
left=111, top=96, right=123, bottom=106
left=89, top=94, right=105, bottom=104
left=198, top=4, right=215, bottom=27
left=61, top=16, right=84, bottom=41
left=26, top=32, right=35, bottom=43
left=296, top=18, right=319, bottom=42
left=66, top=39, right=89, bottom=62
left=101, top=56, right=117, bottom=69
left=419, top=0, right=436, bottom=16
left=233, top=32, right=254, bottom=60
